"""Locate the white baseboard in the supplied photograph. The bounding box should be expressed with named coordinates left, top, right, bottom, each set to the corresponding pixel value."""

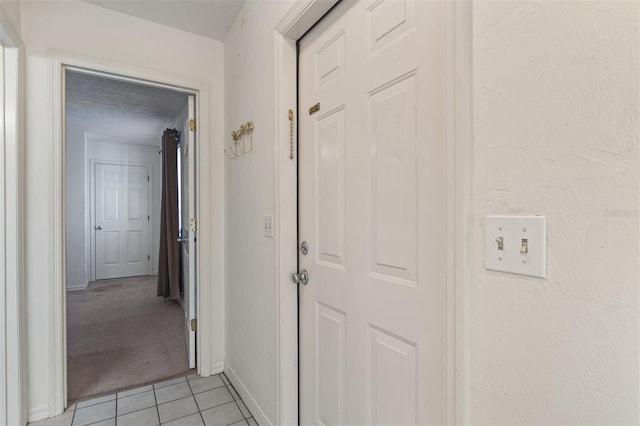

left=66, top=281, right=88, bottom=291
left=210, top=361, right=224, bottom=375
left=28, top=405, right=49, bottom=423
left=224, top=362, right=271, bottom=426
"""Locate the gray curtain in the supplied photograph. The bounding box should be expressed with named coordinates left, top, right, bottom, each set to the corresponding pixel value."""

left=157, top=129, right=180, bottom=299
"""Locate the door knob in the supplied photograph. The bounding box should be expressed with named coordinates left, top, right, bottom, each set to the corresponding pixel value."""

left=291, top=269, right=309, bottom=285
left=94, top=225, right=102, bottom=230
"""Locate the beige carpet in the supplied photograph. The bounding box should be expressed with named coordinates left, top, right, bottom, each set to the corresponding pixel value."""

left=67, top=275, right=190, bottom=401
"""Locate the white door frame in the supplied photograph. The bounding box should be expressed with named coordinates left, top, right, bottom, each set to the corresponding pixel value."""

left=90, top=160, right=153, bottom=279
left=273, top=1, right=472, bottom=424
left=49, top=50, right=219, bottom=416
left=0, top=14, right=26, bottom=426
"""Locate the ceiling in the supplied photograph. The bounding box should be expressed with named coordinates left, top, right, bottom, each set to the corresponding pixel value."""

left=66, top=70, right=188, bottom=146
left=81, top=0, right=246, bottom=41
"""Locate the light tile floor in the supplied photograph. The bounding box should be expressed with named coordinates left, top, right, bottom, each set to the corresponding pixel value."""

left=30, top=373, right=259, bottom=426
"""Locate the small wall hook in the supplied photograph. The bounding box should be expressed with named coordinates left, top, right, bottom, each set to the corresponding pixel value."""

left=225, top=121, right=254, bottom=160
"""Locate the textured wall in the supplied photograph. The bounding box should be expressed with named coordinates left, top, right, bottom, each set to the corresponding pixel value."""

left=0, top=0, right=20, bottom=38
left=223, top=1, right=295, bottom=423
left=471, top=1, right=639, bottom=424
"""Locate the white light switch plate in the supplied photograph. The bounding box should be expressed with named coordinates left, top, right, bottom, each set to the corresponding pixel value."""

left=485, top=215, right=546, bottom=278
left=263, top=214, right=274, bottom=238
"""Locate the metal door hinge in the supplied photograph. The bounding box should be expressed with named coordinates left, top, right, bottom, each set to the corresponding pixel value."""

left=190, top=218, right=197, bottom=232
left=147, top=254, right=150, bottom=260
left=190, top=319, right=197, bottom=331
left=147, top=175, right=150, bottom=181
left=189, top=119, right=196, bottom=131
left=148, top=215, right=150, bottom=221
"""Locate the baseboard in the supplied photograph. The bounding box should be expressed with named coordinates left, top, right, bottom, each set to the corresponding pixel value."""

left=66, top=281, right=88, bottom=291
left=28, top=405, right=49, bottom=423
left=210, top=361, right=224, bottom=375
left=224, top=362, right=271, bottom=426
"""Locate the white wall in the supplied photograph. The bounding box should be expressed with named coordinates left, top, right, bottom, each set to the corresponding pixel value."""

left=66, top=112, right=187, bottom=291
left=21, top=0, right=224, bottom=418
left=223, top=1, right=294, bottom=423
left=471, top=1, right=638, bottom=424
left=65, top=134, right=166, bottom=291
left=0, top=0, right=20, bottom=37
left=223, top=0, right=639, bottom=424
left=0, top=3, right=25, bottom=424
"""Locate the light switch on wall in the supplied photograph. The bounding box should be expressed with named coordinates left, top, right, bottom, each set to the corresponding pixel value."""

left=264, top=214, right=274, bottom=238
left=485, top=215, right=546, bottom=278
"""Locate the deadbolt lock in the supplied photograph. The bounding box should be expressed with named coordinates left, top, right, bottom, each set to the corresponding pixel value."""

left=300, top=241, right=309, bottom=256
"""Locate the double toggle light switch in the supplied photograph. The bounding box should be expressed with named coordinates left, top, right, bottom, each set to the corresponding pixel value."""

left=485, top=215, right=547, bottom=278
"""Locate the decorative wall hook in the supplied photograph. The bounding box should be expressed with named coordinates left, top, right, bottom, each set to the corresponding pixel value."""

left=225, top=121, right=255, bottom=159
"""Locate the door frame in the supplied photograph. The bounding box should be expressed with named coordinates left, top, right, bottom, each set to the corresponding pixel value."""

left=90, top=161, right=153, bottom=280
left=49, top=50, right=218, bottom=416
left=273, top=1, right=473, bottom=424
left=0, top=14, right=26, bottom=426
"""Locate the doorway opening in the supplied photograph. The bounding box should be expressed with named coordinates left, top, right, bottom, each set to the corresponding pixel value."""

left=64, top=67, right=198, bottom=402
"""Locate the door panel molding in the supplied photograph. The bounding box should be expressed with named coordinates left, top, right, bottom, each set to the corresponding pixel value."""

left=273, top=1, right=472, bottom=424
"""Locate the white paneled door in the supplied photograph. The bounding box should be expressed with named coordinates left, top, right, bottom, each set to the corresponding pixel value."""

left=180, top=95, right=197, bottom=369
left=95, top=163, right=150, bottom=279
left=298, top=0, right=446, bottom=424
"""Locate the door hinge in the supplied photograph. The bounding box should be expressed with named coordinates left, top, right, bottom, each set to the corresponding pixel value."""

left=189, top=119, right=196, bottom=131
left=147, top=175, right=150, bottom=181
left=147, top=215, right=150, bottom=221
left=190, top=318, right=197, bottom=332
left=147, top=254, right=150, bottom=260
left=190, top=218, right=197, bottom=232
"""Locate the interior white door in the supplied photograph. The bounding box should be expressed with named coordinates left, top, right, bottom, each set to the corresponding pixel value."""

left=180, top=95, right=197, bottom=369
left=298, top=0, right=446, bottom=424
left=95, top=163, right=150, bottom=280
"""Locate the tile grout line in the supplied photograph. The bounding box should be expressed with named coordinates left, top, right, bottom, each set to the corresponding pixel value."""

left=221, top=373, right=249, bottom=421
left=153, top=383, right=161, bottom=426
left=84, top=416, right=116, bottom=426
left=155, top=396, right=199, bottom=425
left=185, top=375, right=207, bottom=425
left=71, top=403, right=76, bottom=426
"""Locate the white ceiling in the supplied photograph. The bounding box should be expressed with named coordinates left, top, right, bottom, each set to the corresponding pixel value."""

left=81, top=0, right=246, bottom=41
left=66, top=70, right=188, bottom=146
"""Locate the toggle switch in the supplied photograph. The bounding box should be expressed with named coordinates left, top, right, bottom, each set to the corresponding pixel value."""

left=264, top=214, right=274, bottom=238
left=485, top=216, right=546, bottom=278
